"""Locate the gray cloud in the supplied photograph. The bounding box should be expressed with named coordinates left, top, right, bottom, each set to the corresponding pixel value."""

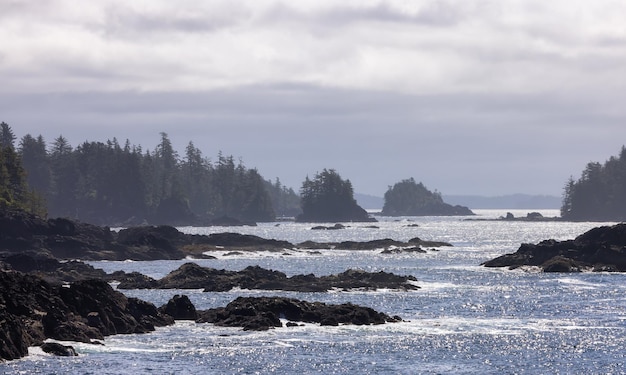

left=2, top=83, right=624, bottom=196
left=102, top=3, right=249, bottom=37
left=1, top=1, right=625, bottom=196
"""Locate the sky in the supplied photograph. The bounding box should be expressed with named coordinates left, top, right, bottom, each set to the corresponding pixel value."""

left=1, top=0, right=625, bottom=197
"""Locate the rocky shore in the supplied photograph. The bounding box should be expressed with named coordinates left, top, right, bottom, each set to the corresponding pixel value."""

left=482, top=223, right=626, bottom=272
left=0, top=209, right=448, bottom=262
left=0, top=209, right=421, bottom=361
left=0, top=270, right=174, bottom=361
left=0, top=270, right=404, bottom=361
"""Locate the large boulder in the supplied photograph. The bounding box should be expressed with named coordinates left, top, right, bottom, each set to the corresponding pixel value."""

left=40, top=342, right=78, bottom=357
left=158, top=295, right=197, bottom=320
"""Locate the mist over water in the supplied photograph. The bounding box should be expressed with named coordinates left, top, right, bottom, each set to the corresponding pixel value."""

left=4, top=210, right=625, bottom=374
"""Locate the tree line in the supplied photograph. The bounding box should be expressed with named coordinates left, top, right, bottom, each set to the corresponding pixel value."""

left=5, top=122, right=300, bottom=225
left=561, top=146, right=626, bottom=221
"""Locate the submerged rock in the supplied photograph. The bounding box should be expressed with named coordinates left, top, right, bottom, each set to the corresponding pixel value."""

left=482, top=223, right=626, bottom=272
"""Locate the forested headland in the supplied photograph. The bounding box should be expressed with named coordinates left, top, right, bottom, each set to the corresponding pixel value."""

left=3, top=122, right=300, bottom=225
left=561, top=146, right=626, bottom=221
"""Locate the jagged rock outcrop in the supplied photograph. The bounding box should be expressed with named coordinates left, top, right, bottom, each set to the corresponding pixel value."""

left=196, top=296, right=403, bottom=331
left=117, top=263, right=419, bottom=292
left=158, top=295, right=197, bottom=320
left=0, top=270, right=174, bottom=361
left=482, top=223, right=626, bottom=272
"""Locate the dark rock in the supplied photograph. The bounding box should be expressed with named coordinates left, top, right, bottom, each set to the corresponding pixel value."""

left=115, top=226, right=186, bottom=260
left=311, top=224, right=346, bottom=230
left=0, top=310, right=29, bottom=360
left=159, top=295, right=197, bottom=320
left=0, top=270, right=174, bottom=362
left=297, top=237, right=451, bottom=251
left=483, top=223, right=626, bottom=272
left=196, top=296, right=402, bottom=331
left=113, top=271, right=158, bottom=289
left=380, top=246, right=427, bottom=254
left=0, top=209, right=293, bottom=263
left=542, top=256, right=582, bottom=273
left=198, top=232, right=293, bottom=250
left=40, top=342, right=78, bottom=357
left=118, top=263, right=419, bottom=292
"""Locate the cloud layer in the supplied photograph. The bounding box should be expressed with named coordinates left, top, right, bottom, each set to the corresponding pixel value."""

left=1, top=0, right=625, bottom=196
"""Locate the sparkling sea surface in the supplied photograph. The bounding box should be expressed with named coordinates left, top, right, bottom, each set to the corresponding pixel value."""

left=3, top=209, right=625, bottom=374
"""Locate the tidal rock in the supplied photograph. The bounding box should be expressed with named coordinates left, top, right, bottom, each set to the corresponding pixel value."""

left=196, top=296, right=402, bottom=331
left=117, top=263, right=419, bottom=292
left=159, top=295, right=197, bottom=320
left=483, top=223, right=626, bottom=272
left=297, top=237, right=451, bottom=251
left=40, top=342, right=78, bottom=357
left=311, top=224, right=346, bottom=230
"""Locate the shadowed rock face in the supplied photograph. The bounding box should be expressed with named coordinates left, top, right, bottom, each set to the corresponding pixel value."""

left=117, top=262, right=420, bottom=292
left=196, top=296, right=403, bottom=331
left=0, top=209, right=293, bottom=262
left=0, top=270, right=174, bottom=361
left=482, top=223, right=626, bottom=272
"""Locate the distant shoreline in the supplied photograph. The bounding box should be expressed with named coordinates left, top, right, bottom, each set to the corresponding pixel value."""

left=355, top=193, right=561, bottom=210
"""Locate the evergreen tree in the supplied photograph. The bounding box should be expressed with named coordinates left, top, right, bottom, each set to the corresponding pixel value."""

left=382, top=178, right=473, bottom=216
left=0, top=122, right=16, bottom=149
left=48, top=135, right=78, bottom=218
left=297, top=169, right=372, bottom=222
left=561, top=146, right=626, bottom=221
left=19, top=134, right=51, bottom=196
left=264, top=177, right=302, bottom=217
left=14, top=128, right=280, bottom=225
left=0, top=136, right=45, bottom=215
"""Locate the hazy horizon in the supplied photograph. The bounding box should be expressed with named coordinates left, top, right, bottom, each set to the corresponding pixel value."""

left=2, top=1, right=625, bottom=197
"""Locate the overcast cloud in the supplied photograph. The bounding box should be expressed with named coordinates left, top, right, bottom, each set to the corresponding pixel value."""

left=1, top=0, right=625, bottom=196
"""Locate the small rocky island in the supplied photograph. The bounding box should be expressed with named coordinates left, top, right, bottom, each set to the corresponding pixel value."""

left=482, top=223, right=626, bottom=272
left=296, top=169, right=376, bottom=223
left=382, top=178, right=474, bottom=216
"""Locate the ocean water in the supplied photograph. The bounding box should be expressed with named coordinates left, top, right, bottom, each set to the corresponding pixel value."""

left=3, top=209, right=626, bottom=374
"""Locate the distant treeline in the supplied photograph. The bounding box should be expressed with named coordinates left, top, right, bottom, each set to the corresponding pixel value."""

left=3, top=122, right=300, bottom=225
left=561, top=146, right=626, bottom=221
